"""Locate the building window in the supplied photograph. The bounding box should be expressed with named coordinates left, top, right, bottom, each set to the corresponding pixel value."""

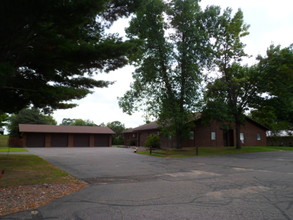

left=189, top=131, right=194, bottom=140
left=257, top=133, right=262, bottom=141
left=132, top=133, right=136, bottom=138
left=240, top=133, right=245, bottom=143
left=211, top=132, right=216, bottom=140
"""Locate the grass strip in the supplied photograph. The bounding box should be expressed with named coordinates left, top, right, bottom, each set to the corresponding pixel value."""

left=0, top=155, right=77, bottom=187
left=0, top=147, right=28, bottom=152
left=138, top=146, right=293, bottom=158
left=0, top=135, right=8, bottom=147
left=0, top=135, right=27, bottom=152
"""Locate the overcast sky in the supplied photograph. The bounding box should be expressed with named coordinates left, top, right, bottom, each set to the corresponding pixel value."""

left=53, top=0, right=293, bottom=128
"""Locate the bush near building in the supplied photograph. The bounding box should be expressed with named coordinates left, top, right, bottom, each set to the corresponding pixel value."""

left=144, top=134, right=160, bottom=149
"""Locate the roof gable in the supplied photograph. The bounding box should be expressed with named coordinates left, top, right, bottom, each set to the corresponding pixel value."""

left=245, top=117, right=269, bottom=131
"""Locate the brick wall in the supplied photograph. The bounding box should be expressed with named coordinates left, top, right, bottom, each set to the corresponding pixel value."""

left=123, top=133, right=137, bottom=146
left=123, top=118, right=267, bottom=148
left=240, top=121, right=267, bottom=146
left=192, top=120, right=267, bottom=147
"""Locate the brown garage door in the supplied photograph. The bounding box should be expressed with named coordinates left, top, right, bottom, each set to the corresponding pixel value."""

left=27, top=133, right=45, bottom=147
left=74, top=134, right=89, bottom=147
left=51, top=134, right=68, bottom=147
left=94, top=134, right=109, bottom=147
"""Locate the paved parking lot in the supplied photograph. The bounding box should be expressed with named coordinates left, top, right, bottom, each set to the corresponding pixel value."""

left=2, top=147, right=293, bottom=220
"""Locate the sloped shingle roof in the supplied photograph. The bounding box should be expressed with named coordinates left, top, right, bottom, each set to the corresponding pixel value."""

left=123, top=128, right=135, bottom=133
left=123, top=113, right=268, bottom=133
left=123, top=122, right=159, bottom=133
left=19, top=124, right=115, bottom=134
left=133, top=122, right=159, bottom=131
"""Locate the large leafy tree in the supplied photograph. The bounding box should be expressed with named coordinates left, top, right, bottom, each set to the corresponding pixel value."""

left=203, top=8, right=250, bottom=149
left=251, top=44, right=293, bottom=133
left=60, top=118, right=96, bottom=126
left=119, top=0, right=218, bottom=148
left=7, top=108, right=57, bottom=137
left=0, top=113, right=9, bottom=127
left=106, top=121, right=125, bottom=145
left=204, top=64, right=262, bottom=145
left=0, top=0, right=138, bottom=114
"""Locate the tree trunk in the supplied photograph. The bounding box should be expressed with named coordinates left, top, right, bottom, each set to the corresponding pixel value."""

left=176, top=128, right=183, bottom=149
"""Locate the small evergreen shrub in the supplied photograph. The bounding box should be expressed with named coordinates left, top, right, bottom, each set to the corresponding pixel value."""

left=144, top=134, right=160, bottom=149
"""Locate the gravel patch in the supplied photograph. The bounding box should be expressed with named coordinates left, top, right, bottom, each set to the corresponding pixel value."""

left=0, top=181, right=88, bottom=216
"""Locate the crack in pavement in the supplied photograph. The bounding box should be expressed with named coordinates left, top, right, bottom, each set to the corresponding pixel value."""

left=261, top=194, right=293, bottom=220
left=81, top=169, right=222, bottom=185
left=81, top=174, right=160, bottom=185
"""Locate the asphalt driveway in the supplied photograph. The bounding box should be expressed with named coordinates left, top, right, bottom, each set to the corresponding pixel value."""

left=2, top=147, right=293, bottom=220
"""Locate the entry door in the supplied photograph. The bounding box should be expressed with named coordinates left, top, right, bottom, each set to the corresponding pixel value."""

left=223, top=129, right=234, bottom=146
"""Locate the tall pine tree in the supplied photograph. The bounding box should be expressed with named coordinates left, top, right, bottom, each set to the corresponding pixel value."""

left=0, top=0, right=138, bottom=114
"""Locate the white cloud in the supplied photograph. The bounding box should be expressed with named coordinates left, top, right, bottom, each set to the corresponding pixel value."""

left=53, top=65, right=145, bottom=128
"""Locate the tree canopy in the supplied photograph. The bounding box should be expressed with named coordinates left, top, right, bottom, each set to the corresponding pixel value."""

left=7, top=108, right=56, bottom=137
left=106, top=121, right=125, bottom=145
left=0, top=0, right=138, bottom=114
left=119, top=0, right=222, bottom=148
left=202, top=8, right=251, bottom=149
left=251, top=44, right=293, bottom=133
left=60, top=118, right=97, bottom=126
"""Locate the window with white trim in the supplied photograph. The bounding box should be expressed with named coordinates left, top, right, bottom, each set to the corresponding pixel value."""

left=189, top=131, right=194, bottom=140
left=211, top=132, right=216, bottom=140
left=257, top=133, right=262, bottom=141
left=240, top=133, right=245, bottom=143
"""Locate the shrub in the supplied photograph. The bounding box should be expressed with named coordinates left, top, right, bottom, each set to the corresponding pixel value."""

left=129, top=140, right=136, bottom=146
left=144, top=134, right=160, bottom=149
left=7, top=108, right=56, bottom=137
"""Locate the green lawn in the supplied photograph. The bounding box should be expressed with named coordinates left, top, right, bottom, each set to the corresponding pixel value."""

left=0, top=155, right=78, bottom=187
left=0, top=135, right=8, bottom=147
left=0, top=135, right=27, bottom=152
left=139, top=146, right=293, bottom=158
left=0, top=147, right=28, bottom=152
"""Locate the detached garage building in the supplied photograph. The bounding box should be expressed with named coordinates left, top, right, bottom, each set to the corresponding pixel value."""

left=19, top=124, right=115, bottom=147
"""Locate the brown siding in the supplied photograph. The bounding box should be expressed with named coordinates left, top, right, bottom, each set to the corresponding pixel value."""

left=68, top=134, right=74, bottom=147
left=45, top=134, right=51, bottom=147
left=8, top=137, right=24, bottom=147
